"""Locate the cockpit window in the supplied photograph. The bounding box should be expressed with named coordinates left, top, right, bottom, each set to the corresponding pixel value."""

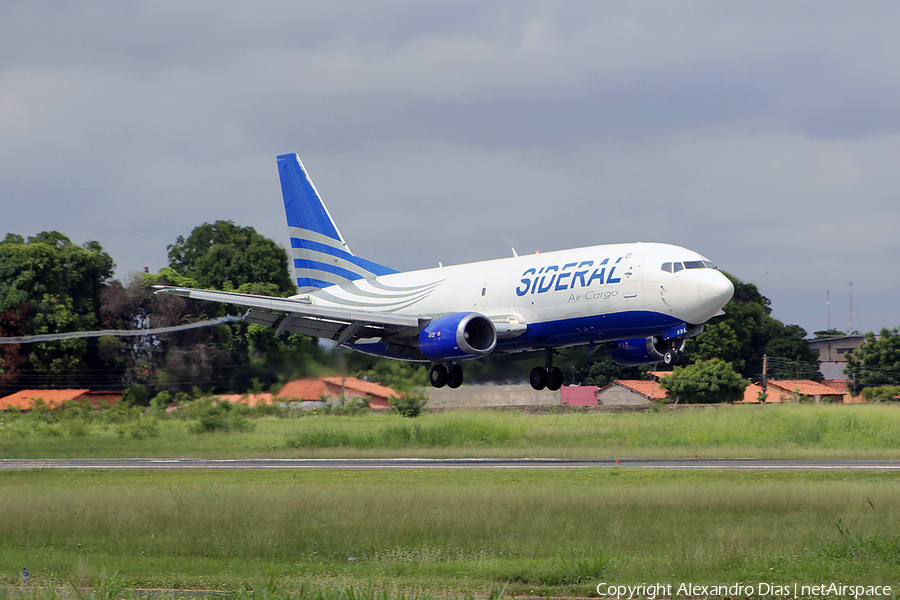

left=661, top=260, right=717, bottom=273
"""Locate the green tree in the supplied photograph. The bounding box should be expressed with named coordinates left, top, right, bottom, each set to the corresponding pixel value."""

left=167, top=221, right=294, bottom=294
left=813, top=329, right=847, bottom=339
left=568, top=274, right=819, bottom=385
left=390, top=392, right=429, bottom=418
left=358, top=359, right=429, bottom=392
left=763, top=324, right=822, bottom=380
left=132, top=223, right=329, bottom=393
left=658, top=358, right=748, bottom=404
left=845, top=328, right=900, bottom=393
left=685, top=274, right=819, bottom=379
left=861, top=385, right=900, bottom=403
left=0, top=232, right=115, bottom=390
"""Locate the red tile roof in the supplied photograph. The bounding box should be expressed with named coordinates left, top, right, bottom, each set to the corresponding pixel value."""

left=275, top=378, right=329, bottom=401
left=739, top=380, right=851, bottom=403
left=277, top=377, right=396, bottom=401
left=821, top=380, right=850, bottom=394
left=741, top=383, right=768, bottom=403
left=0, top=389, right=90, bottom=410
left=321, top=376, right=396, bottom=400
left=256, top=377, right=398, bottom=409
left=767, top=379, right=847, bottom=398
left=214, top=393, right=275, bottom=407
left=612, top=380, right=667, bottom=400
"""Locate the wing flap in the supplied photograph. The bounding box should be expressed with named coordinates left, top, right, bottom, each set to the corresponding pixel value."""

left=242, top=308, right=397, bottom=342
left=154, top=286, right=421, bottom=329
left=153, top=286, right=422, bottom=346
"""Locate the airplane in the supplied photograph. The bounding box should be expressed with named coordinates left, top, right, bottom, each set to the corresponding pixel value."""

left=155, top=153, right=734, bottom=391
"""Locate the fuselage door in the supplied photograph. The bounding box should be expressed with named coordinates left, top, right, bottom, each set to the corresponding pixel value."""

left=619, top=258, right=642, bottom=300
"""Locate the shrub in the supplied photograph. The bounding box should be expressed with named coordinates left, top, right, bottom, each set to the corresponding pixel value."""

left=116, top=416, right=161, bottom=439
left=659, top=358, right=748, bottom=404
left=122, top=384, right=150, bottom=407
left=390, top=392, right=429, bottom=418
left=187, top=400, right=255, bottom=434
left=149, top=391, right=172, bottom=412
left=862, top=385, right=900, bottom=403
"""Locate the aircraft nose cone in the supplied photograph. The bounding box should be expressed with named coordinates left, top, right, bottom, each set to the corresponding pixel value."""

left=698, top=270, right=734, bottom=310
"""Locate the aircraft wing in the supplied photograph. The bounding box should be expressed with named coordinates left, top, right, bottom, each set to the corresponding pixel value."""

left=153, top=286, right=422, bottom=345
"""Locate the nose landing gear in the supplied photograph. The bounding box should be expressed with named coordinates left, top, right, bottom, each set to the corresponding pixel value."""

left=663, top=345, right=684, bottom=366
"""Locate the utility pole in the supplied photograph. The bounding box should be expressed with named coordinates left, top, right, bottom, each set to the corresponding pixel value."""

left=848, top=281, right=853, bottom=333
left=761, top=354, right=768, bottom=402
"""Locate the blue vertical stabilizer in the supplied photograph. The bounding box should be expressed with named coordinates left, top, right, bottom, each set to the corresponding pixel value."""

left=276, top=153, right=397, bottom=290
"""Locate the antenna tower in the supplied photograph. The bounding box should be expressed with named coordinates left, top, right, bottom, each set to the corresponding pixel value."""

left=848, top=281, right=853, bottom=333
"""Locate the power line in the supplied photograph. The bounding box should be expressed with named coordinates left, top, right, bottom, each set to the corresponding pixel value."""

left=0, top=316, right=242, bottom=344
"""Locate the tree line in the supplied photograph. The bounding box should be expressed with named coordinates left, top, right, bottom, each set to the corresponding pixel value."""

left=1, top=222, right=893, bottom=397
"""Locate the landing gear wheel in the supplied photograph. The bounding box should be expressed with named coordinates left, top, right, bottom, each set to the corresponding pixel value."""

left=664, top=349, right=683, bottom=366
left=663, top=349, right=684, bottom=366
left=530, top=366, right=547, bottom=391
left=663, top=350, right=674, bottom=365
left=447, top=364, right=464, bottom=389
left=429, top=364, right=448, bottom=388
left=546, top=366, right=563, bottom=391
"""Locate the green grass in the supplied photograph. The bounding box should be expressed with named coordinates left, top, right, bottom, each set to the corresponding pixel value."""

left=2, top=469, right=900, bottom=595
left=4, top=404, right=900, bottom=459
left=5, top=404, right=900, bottom=596
left=0, top=574, right=466, bottom=600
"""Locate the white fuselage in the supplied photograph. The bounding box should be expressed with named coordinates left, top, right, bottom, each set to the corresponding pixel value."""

left=300, top=241, right=733, bottom=355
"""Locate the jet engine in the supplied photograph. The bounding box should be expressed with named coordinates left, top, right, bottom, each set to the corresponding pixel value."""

left=419, top=312, right=497, bottom=362
left=609, top=335, right=686, bottom=367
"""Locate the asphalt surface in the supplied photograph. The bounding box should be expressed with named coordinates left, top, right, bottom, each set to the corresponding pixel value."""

left=2, top=457, right=900, bottom=470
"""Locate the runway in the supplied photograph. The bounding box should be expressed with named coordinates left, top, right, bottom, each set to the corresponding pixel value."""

left=2, top=457, right=900, bottom=470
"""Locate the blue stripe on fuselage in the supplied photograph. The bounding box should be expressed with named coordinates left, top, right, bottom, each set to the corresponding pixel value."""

left=500, top=310, right=683, bottom=353
left=346, top=310, right=683, bottom=361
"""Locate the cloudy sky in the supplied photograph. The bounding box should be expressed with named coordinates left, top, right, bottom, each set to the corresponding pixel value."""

left=2, top=1, right=899, bottom=336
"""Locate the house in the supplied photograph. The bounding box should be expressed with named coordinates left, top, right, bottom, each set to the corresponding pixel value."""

left=739, top=379, right=849, bottom=404
left=807, top=335, right=868, bottom=380
left=275, top=376, right=398, bottom=409
left=216, top=377, right=398, bottom=409
left=0, top=389, right=122, bottom=411
left=213, top=377, right=400, bottom=410
left=596, top=379, right=666, bottom=405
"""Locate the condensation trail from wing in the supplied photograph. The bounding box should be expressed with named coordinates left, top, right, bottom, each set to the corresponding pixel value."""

left=0, top=316, right=242, bottom=344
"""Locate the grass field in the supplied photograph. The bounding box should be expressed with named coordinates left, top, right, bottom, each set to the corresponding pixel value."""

left=3, top=404, right=900, bottom=597
left=3, top=403, right=900, bottom=459
left=2, top=469, right=900, bottom=595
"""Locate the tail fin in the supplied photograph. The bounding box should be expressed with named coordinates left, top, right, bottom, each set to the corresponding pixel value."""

left=277, top=153, right=397, bottom=291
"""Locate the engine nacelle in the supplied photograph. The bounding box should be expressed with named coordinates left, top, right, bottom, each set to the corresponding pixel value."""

left=609, top=336, right=686, bottom=367
left=419, top=312, right=497, bottom=362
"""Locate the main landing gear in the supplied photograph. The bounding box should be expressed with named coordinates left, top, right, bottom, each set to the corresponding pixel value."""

left=529, top=349, right=563, bottom=391
left=429, top=363, right=464, bottom=389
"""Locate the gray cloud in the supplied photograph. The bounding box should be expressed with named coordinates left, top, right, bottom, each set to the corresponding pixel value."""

left=2, top=1, right=899, bottom=335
